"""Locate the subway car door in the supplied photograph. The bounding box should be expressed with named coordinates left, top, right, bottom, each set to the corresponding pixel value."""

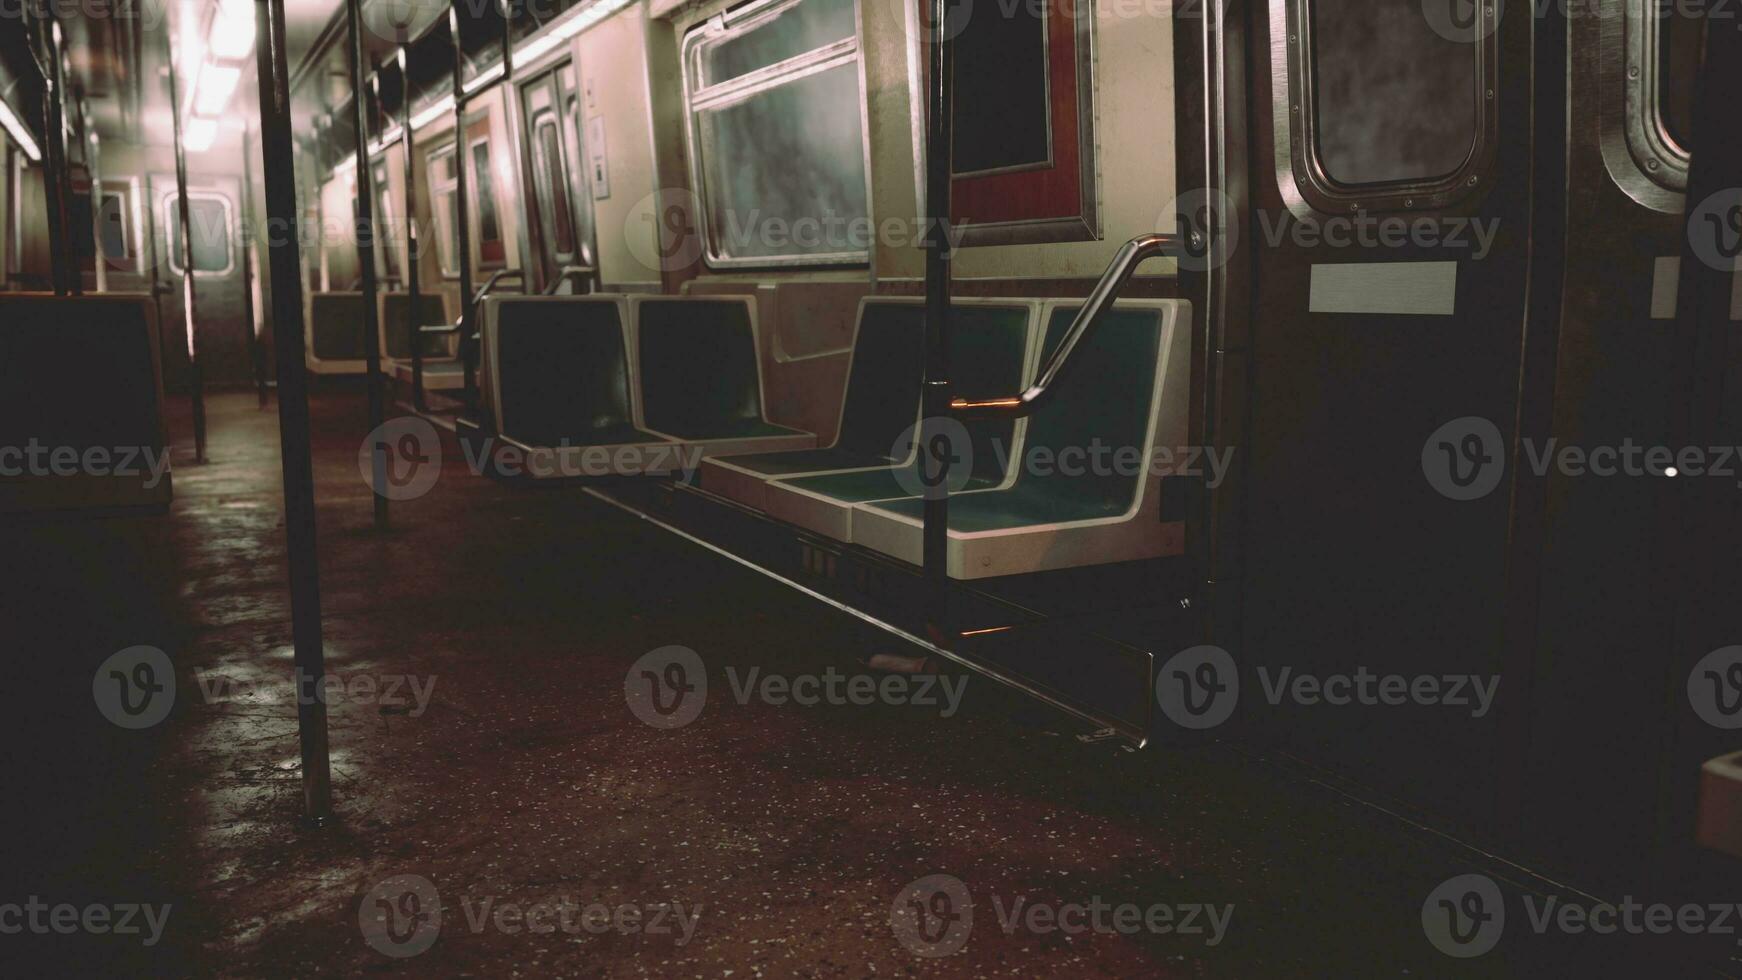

left=148, top=176, right=250, bottom=391
left=1236, top=1, right=1532, bottom=829
left=518, top=64, right=595, bottom=292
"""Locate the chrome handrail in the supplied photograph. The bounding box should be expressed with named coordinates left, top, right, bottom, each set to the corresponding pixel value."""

left=951, top=233, right=1189, bottom=419
left=543, top=265, right=597, bottom=295
left=420, top=268, right=525, bottom=334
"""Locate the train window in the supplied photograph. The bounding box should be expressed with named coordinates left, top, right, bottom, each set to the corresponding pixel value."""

left=469, top=123, right=507, bottom=266
left=696, top=0, right=856, bottom=88
left=165, top=193, right=233, bottom=276
left=68, top=180, right=135, bottom=272
left=372, top=160, right=401, bottom=281
left=428, top=144, right=462, bottom=278
left=533, top=116, right=577, bottom=257
left=1306, top=0, right=1479, bottom=187
left=683, top=0, right=870, bottom=267
left=1653, top=0, right=1704, bottom=157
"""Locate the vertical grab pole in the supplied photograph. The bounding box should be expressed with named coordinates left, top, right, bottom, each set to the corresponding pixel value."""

left=89, top=126, right=107, bottom=294
left=256, top=0, right=333, bottom=826
left=450, top=0, right=477, bottom=410
left=39, top=12, right=73, bottom=295
left=920, top=0, right=955, bottom=604
left=240, top=128, right=269, bottom=409
left=400, top=45, right=427, bottom=412
left=347, top=0, right=389, bottom=527
left=164, top=33, right=207, bottom=463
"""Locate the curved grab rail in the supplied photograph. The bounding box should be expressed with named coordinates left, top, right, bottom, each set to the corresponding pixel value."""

left=950, top=233, right=1189, bottom=419
left=543, top=265, right=597, bottom=295
left=420, top=268, right=526, bottom=335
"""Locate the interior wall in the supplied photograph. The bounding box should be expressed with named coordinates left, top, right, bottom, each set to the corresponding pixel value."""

left=574, top=6, right=664, bottom=289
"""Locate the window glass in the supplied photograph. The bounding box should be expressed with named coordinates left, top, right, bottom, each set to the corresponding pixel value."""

left=697, top=63, right=868, bottom=262
left=471, top=140, right=502, bottom=245
left=1310, top=0, right=1479, bottom=186
left=1656, top=0, right=1704, bottom=154
left=535, top=119, right=577, bottom=256
left=952, top=0, right=1050, bottom=175
left=373, top=162, right=401, bottom=279
left=685, top=0, right=868, bottom=266
left=168, top=195, right=231, bottom=273
left=699, top=0, right=855, bottom=87
left=429, top=146, right=461, bottom=276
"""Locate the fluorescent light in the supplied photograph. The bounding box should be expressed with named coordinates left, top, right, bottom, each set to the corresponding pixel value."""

left=0, top=97, right=41, bottom=161
left=184, top=116, right=218, bottom=152
left=209, top=0, right=256, bottom=60
left=514, top=0, right=634, bottom=66
left=194, top=64, right=242, bottom=115
left=461, top=62, right=505, bottom=96
left=408, top=95, right=455, bottom=132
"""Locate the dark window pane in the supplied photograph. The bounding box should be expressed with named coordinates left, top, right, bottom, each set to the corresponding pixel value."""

left=99, top=193, right=130, bottom=260
left=537, top=121, right=576, bottom=255
left=699, top=0, right=855, bottom=87
left=1311, top=0, right=1479, bottom=186
left=471, top=141, right=501, bottom=242
left=952, top=0, right=1051, bottom=175
left=170, top=197, right=231, bottom=273
left=1657, top=0, right=1704, bottom=153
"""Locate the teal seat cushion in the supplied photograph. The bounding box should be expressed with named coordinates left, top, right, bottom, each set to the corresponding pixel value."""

left=861, top=306, right=1163, bottom=531
left=496, top=300, right=662, bottom=447
left=769, top=302, right=1033, bottom=504
left=707, top=447, right=893, bottom=481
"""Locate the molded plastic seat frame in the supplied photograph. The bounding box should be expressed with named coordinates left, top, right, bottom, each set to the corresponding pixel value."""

left=305, top=291, right=371, bottom=374
left=756, top=298, right=1045, bottom=542
left=378, top=292, right=462, bottom=388
left=482, top=295, right=692, bottom=479
left=699, top=295, right=954, bottom=515
left=848, top=299, right=1192, bottom=580
left=627, top=295, right=816, bottom=461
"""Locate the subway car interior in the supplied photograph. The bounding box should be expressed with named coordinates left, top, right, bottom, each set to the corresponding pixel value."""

left=3, top=0, right=1741, bottom=974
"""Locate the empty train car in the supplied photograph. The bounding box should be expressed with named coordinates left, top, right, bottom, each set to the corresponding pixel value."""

left=3, top=0, right=1740, bottom=973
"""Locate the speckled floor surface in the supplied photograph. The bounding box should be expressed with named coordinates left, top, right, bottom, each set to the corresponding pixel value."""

left=0, top=390, right=1726, bottom=977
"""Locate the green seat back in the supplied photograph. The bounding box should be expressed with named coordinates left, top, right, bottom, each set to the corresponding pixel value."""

left=1027, top=305, right=1163, bottom=510
left=636, top=299, right=768, bottom=438
left=495, top=300, right=639, bottom=444
left=833, top=301, right=926, bottom=460
left=310, top=293, right=368, bottom=361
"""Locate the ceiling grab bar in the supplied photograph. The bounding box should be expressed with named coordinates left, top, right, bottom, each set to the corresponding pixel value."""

left=951, top=233, right=1190, bottom=420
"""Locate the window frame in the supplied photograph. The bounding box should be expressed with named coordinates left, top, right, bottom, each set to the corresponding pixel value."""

left=1620, top=0, right=1694, bottom=197
left=679, top=0, right=874, bottom=270
left=162, top=190, right=236, bottom=278
left=427, top=141, right=463, bottom=279
left=1271, top=0, right=1498, bottom=216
